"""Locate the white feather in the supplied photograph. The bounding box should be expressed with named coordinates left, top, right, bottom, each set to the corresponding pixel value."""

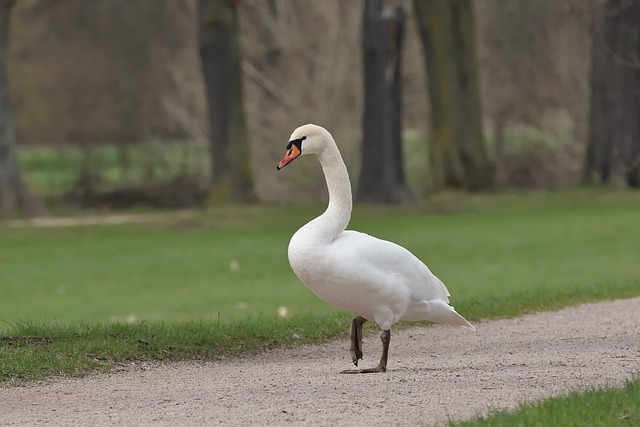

left=283, top=124, right=474, bottom=333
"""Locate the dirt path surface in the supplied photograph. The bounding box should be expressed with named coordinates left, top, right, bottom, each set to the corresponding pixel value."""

left=2, top=297, right=639, bottom=426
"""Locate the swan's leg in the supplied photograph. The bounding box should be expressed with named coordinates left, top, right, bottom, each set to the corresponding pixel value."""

left=348, top=315, right=367, bottom=366
left=341, top=329, right=390, bottom=374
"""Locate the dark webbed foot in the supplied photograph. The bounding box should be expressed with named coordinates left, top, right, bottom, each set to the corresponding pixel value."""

left=340, top=365, right=386, bottom=374
left=341, top=329, right=390, bottom=374
left=348, top=316, right=367, bottom=366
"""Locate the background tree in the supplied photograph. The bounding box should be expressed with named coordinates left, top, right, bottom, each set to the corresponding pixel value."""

left=413, top=0, right=493, bottom=191
left=0, top=0, right=42, bottom=216
left=198, top=0, right=255, bottom=202
left=585, top=0, right=640, bottom=187
left=0, top=0, right=616, bottom=210
left=357, top=0, right=415, bottom=203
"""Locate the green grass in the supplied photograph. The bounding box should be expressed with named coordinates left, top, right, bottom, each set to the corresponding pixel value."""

left=450, top=376, right=640, bottom=427
left=18, top=141, right=207, bottom=193
left=1, top=189, right=640, bottom=383
left=2, top=188, right=639, bottom=325
left=1, top=312, right=350, bottom=383
left=18, top=130, right=568, bottom=196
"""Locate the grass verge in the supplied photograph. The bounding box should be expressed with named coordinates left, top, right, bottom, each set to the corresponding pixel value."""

left=1, top=189, right=640, bottom=384
left=2, top=281, right=638, bottom=385
left=450, top=376, right=640, bottom=427
left=1, top=312, right=350, bottom=385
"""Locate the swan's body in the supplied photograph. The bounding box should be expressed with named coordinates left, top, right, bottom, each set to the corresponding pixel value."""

left=277, top=124, right=474, bottom=373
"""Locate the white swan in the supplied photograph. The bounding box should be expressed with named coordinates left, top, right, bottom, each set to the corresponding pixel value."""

left=277, top=124, right=475, bottom=373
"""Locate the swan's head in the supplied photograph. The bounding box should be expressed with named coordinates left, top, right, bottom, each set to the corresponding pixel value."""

left=277, top=124, right=333, bottom=170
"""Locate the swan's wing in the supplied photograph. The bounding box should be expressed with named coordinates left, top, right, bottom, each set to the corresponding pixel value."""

left=330, top=230, right=451, bottom=302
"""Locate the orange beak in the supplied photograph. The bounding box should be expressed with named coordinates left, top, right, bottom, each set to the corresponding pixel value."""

left=277, top=144, right=301, bottom=170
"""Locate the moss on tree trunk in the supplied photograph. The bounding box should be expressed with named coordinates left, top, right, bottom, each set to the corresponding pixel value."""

left=585, top=0, right=640, bottom=187
left=0, top=0, right=43, bottom=216
left=198, top=0, right=255, bottom=203
left=413, top=0, right=493, bottom=192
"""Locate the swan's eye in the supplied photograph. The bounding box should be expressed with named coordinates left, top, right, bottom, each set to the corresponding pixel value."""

left=287, top=136, right=307, bottom=151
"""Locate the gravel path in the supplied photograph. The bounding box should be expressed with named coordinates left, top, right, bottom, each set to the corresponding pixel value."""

left=2, top=297, right=639, bottom=426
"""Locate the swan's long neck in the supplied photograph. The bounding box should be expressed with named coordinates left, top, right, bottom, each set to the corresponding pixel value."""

left=310, top=141, right=352, bottom=241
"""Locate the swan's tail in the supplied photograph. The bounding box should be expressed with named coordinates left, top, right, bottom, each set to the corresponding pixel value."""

left=425, top=299, right=476, bottom=331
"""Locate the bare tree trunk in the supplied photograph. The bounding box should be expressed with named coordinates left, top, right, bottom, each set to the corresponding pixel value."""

left=357, top=0, right=415, bottom=204
left=586, top=0, right=640, bottom=187
left=413, top=0, right=493, bottom=191
left=388, top=0, right=408, bottom=192
left=198, top=0, right=255, bottom=203
left=0, top=0, right=43, bottom=216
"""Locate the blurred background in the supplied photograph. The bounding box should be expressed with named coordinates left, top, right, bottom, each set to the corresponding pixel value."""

left=0, top=0, right=638, bottom=216
left=1, top=0, right=639, bottom=327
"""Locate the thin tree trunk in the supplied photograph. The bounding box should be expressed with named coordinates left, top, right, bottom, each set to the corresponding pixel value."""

left=0, top=0, right=43, bottom=216
left=357, top=0, right=415, bottom=204
left=586, top=0, right=640, bottom=187
left=413, top=0, right=493, bottom=192
left=388, top=0, right=408, bottom=190
left=585, top=0, right=609, bottom=183
left=198, top=0, right=255, bottom=203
